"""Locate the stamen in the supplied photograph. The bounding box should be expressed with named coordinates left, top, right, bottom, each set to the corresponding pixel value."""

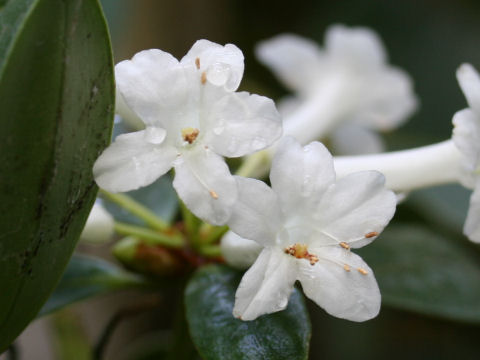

left=201, top=72, right=207, bottom=85
left=181, top=127, right=200, bottom=144
left=209, top=190, right=219, bottom=199
left=339, top=242, right=350, bottom=250
left=284, top=244, right=318, bottom=266
left=365, top=231, right=379, bottom=238
left=357, top=268, right=368, bottom=275
left=195, top=57, right=201, bottom=69
left=343, top=264, right=351, bottom=272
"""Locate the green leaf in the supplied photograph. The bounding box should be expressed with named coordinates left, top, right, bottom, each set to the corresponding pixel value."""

left=0, top=0, right=114, bottom=351
left=39, top=255, right=143, bottom=316
left=357, top=224, right=480, bottom=323
left=185, top=265, right=311, bottom=360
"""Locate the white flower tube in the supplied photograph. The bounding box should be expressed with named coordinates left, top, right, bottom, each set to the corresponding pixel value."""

left=225, top=137, right=396, bottom=322
left=93, top=40, right=282, bottom=225
left=334, top=63, right=480, bottom=243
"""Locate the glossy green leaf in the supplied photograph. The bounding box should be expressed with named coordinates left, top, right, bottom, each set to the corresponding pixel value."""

left=185, top=265, right=311, bottom=360
left=358, top=224, right=480, bottom=323
left=39, top=255, right=144, bottom=316
left=0, top=0, right=114, bottom=350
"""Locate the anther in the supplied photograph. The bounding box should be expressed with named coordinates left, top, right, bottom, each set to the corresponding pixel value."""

left=201, top=72, right=207, bottom=85
left=343, top=264, right=351, bottom=272
left=284, top=244, right=318, bottom=265
left=357, top=268, right=368, bottom=275
left=339, top=242, right=350, bottom=250
left=209, top=190, right=219, bottom=199
left=365, top=231, right=378, bottom=238
left=181, top=127, right=200, bottom=144
left=195, top=57, right=200, bottom=69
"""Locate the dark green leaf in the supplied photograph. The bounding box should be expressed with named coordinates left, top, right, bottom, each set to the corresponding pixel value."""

left=358, top=224, right=480, bottom=323
left=39, top=255, right=143, bottom=316
left=185, top=265, right=311, bottom=360
left=0, top=0, right=114, bottom=350
left=407, top=184, right=471, bottom=234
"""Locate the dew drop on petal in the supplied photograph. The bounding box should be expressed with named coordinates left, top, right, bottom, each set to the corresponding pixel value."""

left=213, top=126, right=224, bottom=135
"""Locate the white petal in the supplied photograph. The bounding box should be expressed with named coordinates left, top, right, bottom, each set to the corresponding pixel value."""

left=325, top=24, right=386, bottom=68
left=228, top=176, right=283, bottom=246
left=330, top=123, right=385, bottom=155
left=220, top=231, right=262, bottom=269
left=313, top=171, right=396, bottom=248
left=115, top=85, right=145, bottom=131
left=93, top=130, right=177, bottom=192
left=115, top=49, right=188, bottom=127
left=80, top=203, right=114, bottom=244
left=233, top=248, right=296, bottom=320
left=452, top=108, right=480, bottom=188
left=270, top=137, right=335, bottom=217
left=457, top=63, right=480, bottom=114
left=350, top=67, right=418, bottom=131
left=204, top=91, right=282, bottom=157
left=181, top=39, right=244, bottom=91
left=298, top=247, right=380, bottom=322
left=464, top=181, right=480, bottom=243
left=172, top=147, right=236, bottom=225
left=255, top=34, right=324, bottom=92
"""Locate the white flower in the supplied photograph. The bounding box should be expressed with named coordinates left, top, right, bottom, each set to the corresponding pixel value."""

left=453, top=64, right=480, bottom=241
left=333, top=63, right=480, bottom=243
left=80, top=203, right=114, bottom=244
left=256, top=24, right=418, bottom=155
left=227, top=137, right=396, bottom=321
left=93, top=40, right=282, bottom=225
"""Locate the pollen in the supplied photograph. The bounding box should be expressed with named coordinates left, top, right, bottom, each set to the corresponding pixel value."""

left=357, top=268, right=368, bottom=275
left=181, top=127, right=200, bottom=144
left=339, top=241, right=350, bottom=250
left=284, top=243, right=318, bottom=265
left=195, top=57, right=201, bottom=69
left=201, top=71, right=207, bottom=85
left=365, top=231, right=379, bottom=238
left=343, top=264, right=351, bottom=272
left=209, top=190, right=219, bottom=199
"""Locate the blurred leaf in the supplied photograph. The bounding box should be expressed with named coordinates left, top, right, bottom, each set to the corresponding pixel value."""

left=39, top=255, right=143, bottom=316
left=407, top=184, right=471, bottom=234
left=358, top=224, right=480, bottom=323
left=185, top=265, right=311, bottom=360
left=0, top=0, right=114, bottom=350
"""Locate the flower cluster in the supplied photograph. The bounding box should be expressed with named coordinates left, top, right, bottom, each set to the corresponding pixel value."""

left=92, top=28, right=480, bottom=324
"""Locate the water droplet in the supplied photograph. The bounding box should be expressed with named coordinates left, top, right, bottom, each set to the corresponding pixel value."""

left=144, top=127, right=166, bottom=144
left=213, top=126, right=224, bottom=135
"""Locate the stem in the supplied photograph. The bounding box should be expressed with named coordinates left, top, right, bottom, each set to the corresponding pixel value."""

left=197, top=244, right=222, bottom=257
left=199, top=223, right=229, bottom=244
left=114, top=222, right=184, bottom=248
left=93, top=295, right=162, bottom=360
left=334, top=140, right=463, bottom=192
left=235, top=150, right=271, bottom=178
left=99, top=189, right=169, bottom=231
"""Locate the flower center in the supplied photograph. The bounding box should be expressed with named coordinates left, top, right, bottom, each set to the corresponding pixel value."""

left=284, top=243, right=318, bottom=266
left=181, top=127, right=200, bottom=144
